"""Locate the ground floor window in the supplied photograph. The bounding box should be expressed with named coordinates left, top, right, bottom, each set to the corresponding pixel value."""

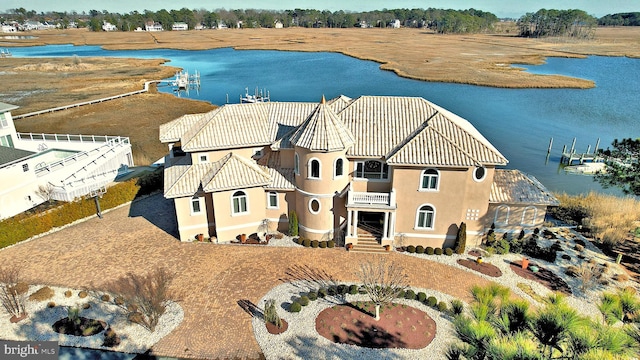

left=415, top=204, right=435, bottom=229
left=232, top=191, right=248, bottom=215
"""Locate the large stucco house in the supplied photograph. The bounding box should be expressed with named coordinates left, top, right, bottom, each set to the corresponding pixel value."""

left=160, top=95, right=558, bottom=248
left=0, top=102, right=134, bottom=220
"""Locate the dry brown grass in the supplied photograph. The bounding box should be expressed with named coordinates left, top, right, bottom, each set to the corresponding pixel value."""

left=7, top=27, right=640, bottom=88
left=555, top=192, right=640, bottom=246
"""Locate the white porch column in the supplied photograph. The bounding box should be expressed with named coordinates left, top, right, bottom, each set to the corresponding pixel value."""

left=346, top=210, right=352, bottom=237
left=352, top=210, right=359, bottom=237
left=389, top=211, right=396, bottom=240
left=382, top=211, right=389, bottom=239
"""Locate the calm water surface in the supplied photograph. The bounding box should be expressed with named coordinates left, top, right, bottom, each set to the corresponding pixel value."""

left=10, top=45, right=640, bottom=195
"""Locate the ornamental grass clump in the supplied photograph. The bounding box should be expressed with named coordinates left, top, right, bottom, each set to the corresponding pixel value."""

left=264, top=299, right=283, bottom=328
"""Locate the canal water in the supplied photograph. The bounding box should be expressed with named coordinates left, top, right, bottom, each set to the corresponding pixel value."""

left=10, top=45, right=640, bottom=196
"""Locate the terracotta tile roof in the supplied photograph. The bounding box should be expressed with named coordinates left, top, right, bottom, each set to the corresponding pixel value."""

left=289, top=100, right=355, bottom=152
left=490, top=170, right=559, bottom=205
left=164, top=153, right=271, bottom=198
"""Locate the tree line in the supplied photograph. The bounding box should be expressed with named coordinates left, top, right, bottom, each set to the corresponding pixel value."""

left=2, top=7, right=498, bottom=33
left=598, top=12, right=640, bottom=26
left=516, top=9, right=598, bottom=38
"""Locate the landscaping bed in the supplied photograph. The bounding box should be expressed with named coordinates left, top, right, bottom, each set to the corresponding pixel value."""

left=509, top=260, right=572, bottom=295
left=315, top=301, right=436, bottom=349
left=456, top=259, right=502, bottom=277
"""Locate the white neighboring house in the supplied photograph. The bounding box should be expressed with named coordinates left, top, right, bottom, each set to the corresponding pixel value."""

left=0, top=102, right=134, bottom=220
left=274, top=20, right=283, bottom=29
left=145, top=22, right=163, bottom=31
left=2, top=25, right=16, bottom=33
left=102, top=21, right=117, bottom=31
left=172, top=22, right=188, bottom=31
left=390, top=19, right=401, bottom=28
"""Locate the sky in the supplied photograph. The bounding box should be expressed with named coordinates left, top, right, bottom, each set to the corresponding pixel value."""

left=4, top=0, right=640, bottom=19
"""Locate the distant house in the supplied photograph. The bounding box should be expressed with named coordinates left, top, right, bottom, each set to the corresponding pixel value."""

left=145, top=22, right=163, bottom=32
left=0, top=102, right=134, bottom=220
left=1, top=24, right=16, bottom=33
left=389, top=19, right=401, bottom=28
left=274, top=20, right=283, bottom=29
left=102, top=21, right=117, bottom=31
left=194, top=23, right=206, bottom=30
left=172, top=22, right=188, bottom=31
left=215, top=22, right=228, bottom=30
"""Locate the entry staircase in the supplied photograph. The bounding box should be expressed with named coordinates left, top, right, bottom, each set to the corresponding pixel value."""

left=349, top=223, right=389, bottom=254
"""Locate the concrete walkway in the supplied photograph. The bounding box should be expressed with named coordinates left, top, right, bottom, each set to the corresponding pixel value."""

left=0, top=194, right=495, bottom=359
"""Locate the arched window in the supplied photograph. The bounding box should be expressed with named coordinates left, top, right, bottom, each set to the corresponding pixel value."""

left=494, top=205, right=510, bottom=226
left=334, top=158, right=344, bottom=178
left=294, top=153, right=300, bottom=175
left=309, top=158, right=321, bottom=179
left=521, top=206, right=537, bottom=226
left=420, top=168, right=439, bottom=190
left=232, top=191, right=248, bottom=215
left=267, top=191, right=278, bottom=209
left=415, top=204, right=435, bottom=229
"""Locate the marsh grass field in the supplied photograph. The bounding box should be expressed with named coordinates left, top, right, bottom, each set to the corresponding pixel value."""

left=3, top=26, right=640, bottom=164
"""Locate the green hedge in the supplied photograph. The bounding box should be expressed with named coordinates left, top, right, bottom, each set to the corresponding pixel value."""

left=0, top=178, right=141, bottom=249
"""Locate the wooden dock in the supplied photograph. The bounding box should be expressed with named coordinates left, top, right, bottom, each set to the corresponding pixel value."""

left=558, top=137, right=603, bottom=165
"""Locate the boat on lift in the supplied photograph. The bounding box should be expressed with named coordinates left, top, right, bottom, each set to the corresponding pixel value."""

left=240, top=87, right=270, bottom=103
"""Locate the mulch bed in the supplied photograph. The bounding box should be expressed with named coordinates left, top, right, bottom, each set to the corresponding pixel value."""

left=457, top=259, right=502, bottom=277
left=316, top=301, right=436, bottom=349
left=266, top=319, right=288, bottom=335
left=509, top=260, right=572, bottom=295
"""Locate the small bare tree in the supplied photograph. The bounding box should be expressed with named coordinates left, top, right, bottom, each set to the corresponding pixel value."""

left=356, top=258, right=409, bottom=321
left=0, top=267, right=28, bottom=321
left=108, top=267, right=174, bottom=332
left=35, top=183, right=55, bottom=204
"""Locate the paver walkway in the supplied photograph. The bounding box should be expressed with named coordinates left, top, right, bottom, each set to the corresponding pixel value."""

left=0, top=194, right=495, bottom=359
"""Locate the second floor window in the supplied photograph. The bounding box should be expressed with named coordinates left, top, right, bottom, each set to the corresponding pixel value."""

left=294, top=153, right=300, bottom=175
left=355, top=160, right=389, bottom=180
left=334, top=158, right=344, bottom=177
left=420, top=169, right=439, bottom=190
left=309, top=159, right=320, bottom=179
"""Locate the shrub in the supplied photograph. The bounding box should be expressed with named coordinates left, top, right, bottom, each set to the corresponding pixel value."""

left=299, top=295, right=310, bottom=306
left=63, top=290, right=72, bottom=298
left=437, top=301, right=448, bottom=312
left=289, top=301, right=301, bottom=313
left=307, top=291, right=318, bottom=301
left=416, top=245, right=425, bottom=254
left=426, top=247, right=434, bottom=255
left=445, top=248, right=453, bottom=256
left=495, top=239, right=510, bottom=255
left=11, top=282, right=29, bottom=295
left=427, top=296, right=438, bottom=307
left=114, top=296, right=125, bottom=306
left=264, top=299, right=283, bottom=328
left=103, top=328, right=121, bottom=347
left=405, top=289, right=416, bottom=300
left=311, top=240, right=319, bottom=248
left=450, top=299, right=464, bottom=316
left=613, top=273, right=630, bottom=282
left=327, top=285, right=338, bottom=296
left=302, top=239, right=311, bottom=247
left=455, top=222, right=467, bottom=254
left=78, top=290, right=88, bottom=298
left=574, top=244, right=584, bottom=252
left=47, top=301, right=56, bottom=308
left=349, top=285, right=359, bottom=295
left=318, top=288, right=327, bottom=298
left=0, top=267, right=28, bottom=320
left=407, top=245, right=416, bottom=253
left=292, top=237, right=300, bottom=244
left=337, top=284, right=348, bottom=294
left=327, top=240, right=335, bottom=248
left=82, top=303, right=91, bottom=309
left=28, top=286, right=55, bottom=301
left=396, top=290, right=406, bottom=299
left=106, top=267, right=174, bottom=332
left=561, top=254, right=571, bottom=260
left=434, top=248, right=443, bottom=255
left=289, top=211, right=298, bottom=237
left=417, top=292, right=427, bottom=302
left=319, top=241, right=327, bottom=248
left=101, top=294, right=110, bottom=302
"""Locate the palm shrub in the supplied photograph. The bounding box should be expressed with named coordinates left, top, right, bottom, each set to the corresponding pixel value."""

left=264, top=299, right=283, bottom=328
left=450, top=299, right=464, bottom=317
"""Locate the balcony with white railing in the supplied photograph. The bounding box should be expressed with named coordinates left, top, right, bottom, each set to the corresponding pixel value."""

left=346, top=188, right=396, bottom=209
